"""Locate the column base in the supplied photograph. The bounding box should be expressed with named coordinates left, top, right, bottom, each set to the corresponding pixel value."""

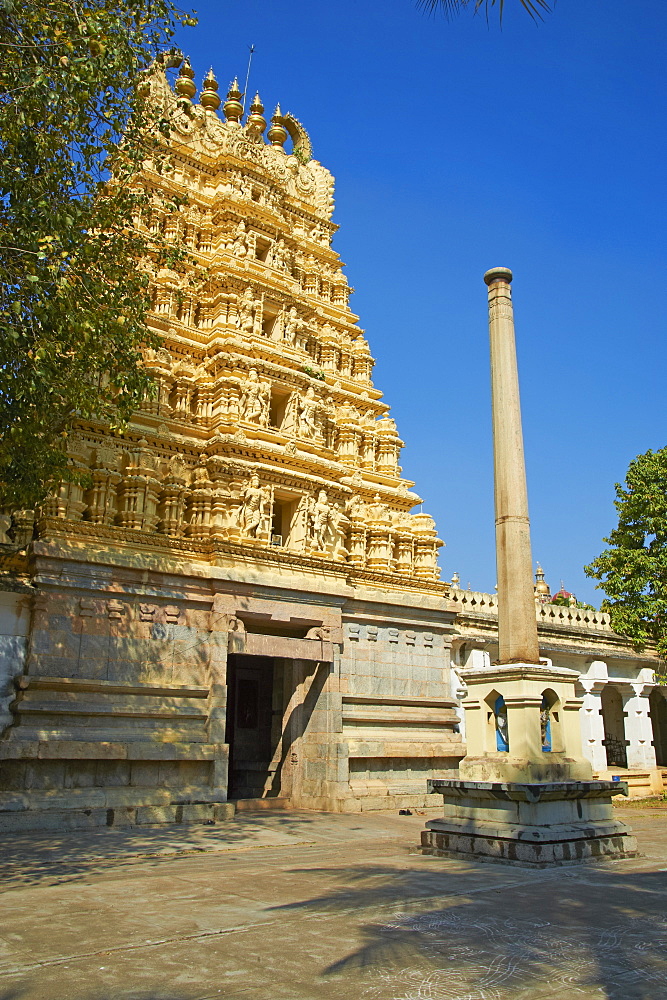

left=421, top=778, right=637, bottom=868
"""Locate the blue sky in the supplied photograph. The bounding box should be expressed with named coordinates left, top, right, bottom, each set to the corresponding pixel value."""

left=173, top=1, right=666, bottom=605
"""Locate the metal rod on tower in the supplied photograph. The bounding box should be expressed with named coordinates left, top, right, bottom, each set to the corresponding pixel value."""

left=242, top=45, right=255, bottom=113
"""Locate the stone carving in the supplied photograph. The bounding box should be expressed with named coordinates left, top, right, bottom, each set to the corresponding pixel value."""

left=267, top=238, right=291, bottom=273
left=40, top=57, right=444, bottom=584
left=107, top=599, right=125, bottom=621
left=346, top=495, right=366, bottom=520
left=236, top=286, right=259, bottom=335
left=239, top=368, right=270, bottom=425
left=305, top=626, right=331, bottom=641
left=0, top=514, right=12, bottom=544
left=232, top=221, right=251, bottom=258
left=160, top=454, right=190, bottom=537
left=166, top=454, right=189, bottom=483
left=297, top=386, right=319, bottom=438
left=79, top=598, right=96, bottom=617
left=236, top=474, right=269, bottom=538
left=283, top=306, right=301, bottom=344
left=12, top=510, right=35, bottom=548
left=224, top=615, right=245, bottom=634
left=308, top=489, right=333, bottom=550
left=117, top=442, right=162, bottom=532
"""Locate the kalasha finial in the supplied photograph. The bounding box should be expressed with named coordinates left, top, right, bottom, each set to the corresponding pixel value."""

left=223, top=77, right=244, bottom=123
left=200, top=67, right=220, bottom=112
left=246, top=92, right=266, bottom=135
left=267, top=104, right=287, bottom=148
left=174, top=57, right=196, bottom=102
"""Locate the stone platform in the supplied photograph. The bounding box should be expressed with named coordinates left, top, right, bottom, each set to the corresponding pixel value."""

left=422, top=777, right=638, bottom=867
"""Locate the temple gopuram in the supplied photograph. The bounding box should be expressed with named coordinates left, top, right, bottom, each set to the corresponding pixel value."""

left=1, top=61, right=664, bottom=834
left=0, top=61, right=464, bottom=831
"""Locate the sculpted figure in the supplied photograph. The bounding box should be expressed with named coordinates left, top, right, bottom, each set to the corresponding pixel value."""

left=297, top=386, right=318, bottom=438
left=267, top=240, right=279, bottom=269
left=346, top=495, right=365, bottom=520
left=240, top=368, right=269, bottom=424
left=232, top=221, right=249, bottom=258
left=309, top=489, right=332, bottom=550
left=236, top=286, right=256, bottom=335
left=166, top=454, right=188, bottom=483
left=0, top=513, right=12, bottom=545
left=284, top=306, right=299, bottom=344
left=270, top=239, right=290, bottom=272
left=191, top=464, right=210, bottom=486
left=236, top=474, right=267, bottom=538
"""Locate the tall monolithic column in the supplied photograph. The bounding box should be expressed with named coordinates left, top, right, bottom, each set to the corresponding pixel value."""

left=484, top=267, right=540, bottom=665
left=421, top=267, right=636, bottom=865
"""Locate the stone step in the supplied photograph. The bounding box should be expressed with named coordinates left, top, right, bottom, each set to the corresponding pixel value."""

left=231, top=797, right=291, bottom=812
left=0, top=788, right=236, bottom=834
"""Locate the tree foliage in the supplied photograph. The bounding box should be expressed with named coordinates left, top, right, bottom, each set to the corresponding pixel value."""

left=0, top=0, right=195, bottom=510
left=585, top=448, right=667, bottom=657
left=418, top=0, right=552, bottom=21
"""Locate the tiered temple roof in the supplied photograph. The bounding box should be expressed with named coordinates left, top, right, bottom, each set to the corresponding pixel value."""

left=44, top=60, right=444, bottom=593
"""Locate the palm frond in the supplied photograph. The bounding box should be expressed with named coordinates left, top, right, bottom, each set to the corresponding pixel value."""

left=418, top=0, right=553, bottom=21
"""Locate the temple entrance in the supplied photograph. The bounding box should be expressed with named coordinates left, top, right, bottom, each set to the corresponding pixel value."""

left=650, top=689, right=667, bottom=766
left=601, top=685, right=628, bottom=768
left=224, top=651, right=332, bottom=803
left=225, top=655, right=277, bottom=799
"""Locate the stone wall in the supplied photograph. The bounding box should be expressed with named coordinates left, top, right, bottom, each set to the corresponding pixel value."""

left=0, top=590, right=31, bottom=734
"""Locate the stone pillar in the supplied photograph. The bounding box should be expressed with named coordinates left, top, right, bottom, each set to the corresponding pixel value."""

left=578, top=675, right=608, bottom=773
left=421, top=268, right=636, bottom=865
left=484, top=267, right=539, bottom=665
left=625, top=683, right=657, bottom=770
left=206, top=595, right=231, bottom=797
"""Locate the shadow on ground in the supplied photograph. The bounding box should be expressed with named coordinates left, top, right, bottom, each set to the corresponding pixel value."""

left=0, top=812, right=321, bottom=888
left=270, top=860, right=667, bottom=999
left=0, top=993, right=201, bottom=1000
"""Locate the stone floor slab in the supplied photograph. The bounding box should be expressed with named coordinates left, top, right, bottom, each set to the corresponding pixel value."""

left=0, top=805, right=665, bottom=1000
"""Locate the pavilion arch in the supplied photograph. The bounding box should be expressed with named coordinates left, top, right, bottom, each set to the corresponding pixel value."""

left=601, top=684, right=628, bottom=767
left=649, top=688, right=667, bottom=766
left=484, top=688, right=509, bottom=752
left=541, top=688, right=563, bottom=753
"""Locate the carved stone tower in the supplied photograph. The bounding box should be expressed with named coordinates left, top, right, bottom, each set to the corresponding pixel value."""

left=129, top=65, right=444, bottom=582
left=0, top=62, right=463, bottom=831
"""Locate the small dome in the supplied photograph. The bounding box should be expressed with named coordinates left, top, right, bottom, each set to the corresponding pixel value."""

left=534, top=562, right=550, bottom=596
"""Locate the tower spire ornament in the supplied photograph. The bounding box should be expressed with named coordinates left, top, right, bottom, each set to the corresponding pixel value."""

left=246, top=92, right=266, bottom=136
left=174, top=57, right=196, bottom=106
left=223, top=77, right=243, bottom=123
left=267, top=104, right=287, bottom=147
left=200, top=67, right=220, bottom=112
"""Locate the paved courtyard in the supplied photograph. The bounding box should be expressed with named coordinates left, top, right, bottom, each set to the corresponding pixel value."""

left=1, top=802, right=666, bottom=1000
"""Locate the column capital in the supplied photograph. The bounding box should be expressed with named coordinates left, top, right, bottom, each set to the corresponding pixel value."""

left=484, top=266, right=513, bottom=286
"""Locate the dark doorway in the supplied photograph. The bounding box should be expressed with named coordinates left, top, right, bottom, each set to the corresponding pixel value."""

left=601, top=685, right=628, bottom=768
left=226, top=655, right=276, bottom=799
left=650, top=690, right=667, bottom=766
